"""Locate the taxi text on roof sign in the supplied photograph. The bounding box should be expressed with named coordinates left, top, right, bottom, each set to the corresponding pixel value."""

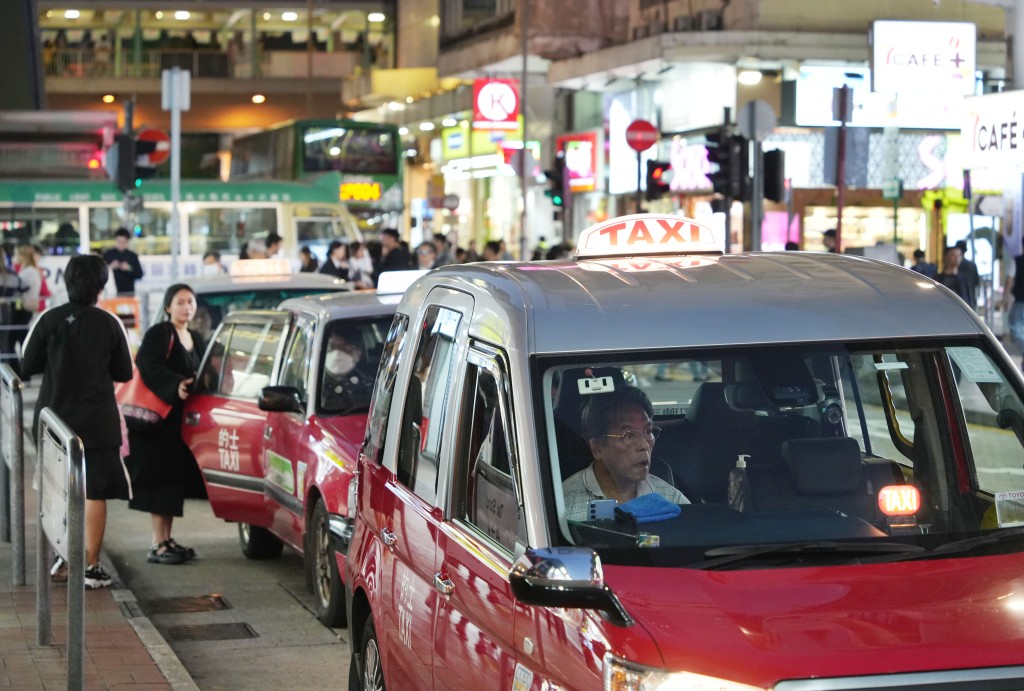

left=574, top=214, right=722, bottom=259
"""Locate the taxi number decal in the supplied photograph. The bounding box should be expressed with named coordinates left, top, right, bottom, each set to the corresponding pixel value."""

left=217, top=428, right=240, bottom=472
left=511, top=663, right=534, bottom=691
left=397, top=565, right=415, bottom=648
left=266, top=451, right=295, bottom=495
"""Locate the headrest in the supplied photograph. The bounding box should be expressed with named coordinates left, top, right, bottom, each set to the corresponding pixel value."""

left=782, top=437, right=862, bottom=495
left=685, top=382, right=728, bottom=422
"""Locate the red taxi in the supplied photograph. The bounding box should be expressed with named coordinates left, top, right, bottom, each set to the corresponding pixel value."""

left=346, top=214, right=1024, bottom=689
left=184, top=275, right=418, bottom=626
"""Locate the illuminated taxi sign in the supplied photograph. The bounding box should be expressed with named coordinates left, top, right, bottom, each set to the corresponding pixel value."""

left=574, top=213, right=721, bottom=259
left=339, top=182, right=382, bottom=203
left=878, top=485, right=922, bottom=516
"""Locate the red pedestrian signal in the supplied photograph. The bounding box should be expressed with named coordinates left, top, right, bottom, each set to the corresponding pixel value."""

left=645, top=160, right=672, bottom=201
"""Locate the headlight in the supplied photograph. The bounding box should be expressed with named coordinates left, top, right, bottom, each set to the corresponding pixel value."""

left=604, top=653, right=764, bottom=691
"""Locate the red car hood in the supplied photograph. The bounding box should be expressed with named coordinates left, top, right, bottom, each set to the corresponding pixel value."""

left=605, top=553, right=1024, bottom=688
left=315, top=413, right=367, bottom=457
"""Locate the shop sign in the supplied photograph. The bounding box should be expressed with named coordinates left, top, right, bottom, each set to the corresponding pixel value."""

left=668, top=139, right=712, bottom=192
left=473, top=78, right=519, bottom=131
left=871, top=21, right=975, bottom=96
left=556, top=132, right=601, bottom=193
left=961, top=90, right=1024, bottom=169
left=442, top=118, right=524, bottom=161
left=340, top=181, right=382, bottom=203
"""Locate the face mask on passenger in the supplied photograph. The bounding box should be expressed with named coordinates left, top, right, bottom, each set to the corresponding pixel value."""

left=326, top=350, right=356, bottom=376
left=200, top=264, right=221, bottom=276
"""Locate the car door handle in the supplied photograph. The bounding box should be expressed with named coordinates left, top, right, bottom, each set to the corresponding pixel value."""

left=184, top=412, right=200, bottom=426
left=264, top=426, right=273, bottom=440
left=380, top=528, right=397, bottom=546
left=433, top=572, right=454, bottom=597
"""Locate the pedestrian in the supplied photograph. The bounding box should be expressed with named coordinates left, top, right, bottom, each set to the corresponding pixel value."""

left=0, top=260, right=24, bottom=364
left=1004, top=251, right=1024, bottom=369
left=433, top=233, right=455, bottom=267
left=201, top=251, right=226, bottom=275
left=125, top=283, right=206, bottom=565
left=348, top=241, right=375, bottom=289
left=319, top=240, right=349, bottom=280
left=415, top=241, right=437, bottom=270
left=245, top=238, right=268, bottom=259
left=21, top=254, right=133, bottom=588
left=784, top=241, right=800, bottom=251
left=299, top=245, right=319, bottom=273
left=482, top=240, right=502, bottom=261
left=374, top=228, right=412, bottom=283
left=954, top=240, right=980, bottom=309
left=822, top=229, right=837, bottom=252
left=102, top=228, right=145, bottom=295
left=936, top=246, right=972, bottom=305
left=265, top=232, right=283, bottom=258
left=910, top=249, right=937, bottom=278
left=13, top=245, right=43, bottom=354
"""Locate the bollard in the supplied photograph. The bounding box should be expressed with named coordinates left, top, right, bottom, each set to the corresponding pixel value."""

left=35, top=407, right=86, bottom=691
left=0, top=363, right=25, bottom=585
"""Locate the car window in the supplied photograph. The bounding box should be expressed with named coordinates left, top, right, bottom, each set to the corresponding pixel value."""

left=453, top=350, right=518, bottom=552
left=195, top=323, right=231, bottom=394
left=279, top=316, right=316, bottom=402
left=318, top=316, right=393, bottom=414
left=363, top=315, right=409, bottom=465
left=397, top=305, right=461, bottom=504
left=218, top=320, right=280, bottom=398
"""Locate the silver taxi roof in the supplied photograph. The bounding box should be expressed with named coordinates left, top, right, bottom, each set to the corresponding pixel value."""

left=399, top=252, right=987, bottom=354
left=184, top=271, right=346, bottom=294
left=277, top=289, right=402, bottom=321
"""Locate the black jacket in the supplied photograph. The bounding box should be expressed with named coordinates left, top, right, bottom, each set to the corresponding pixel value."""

left=102, top=247, right=145, bottom=294
left=21, top=302, right=133, bottom=449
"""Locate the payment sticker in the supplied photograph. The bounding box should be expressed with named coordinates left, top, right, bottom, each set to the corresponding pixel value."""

left=995, top=490, right=1024, bottom=527
left=512, top=663, right=534, bottom=691
left=947, top=347, right=1003, bottom=383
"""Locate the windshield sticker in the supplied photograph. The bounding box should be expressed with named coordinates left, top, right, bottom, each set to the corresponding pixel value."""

left=577, top=375, right=615, bottom=395
left=511, top=663, right=534, bottom=691
left=994, top=490, right=1024, bottom=527
left=874, top=361, right=909, bottom=371
left=947, top=347, right=1003, bottom=383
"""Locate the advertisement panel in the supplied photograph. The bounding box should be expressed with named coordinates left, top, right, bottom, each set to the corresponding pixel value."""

left=871, top=20, right=976, bottom=96
left=556, top=131, right=601, bottom=193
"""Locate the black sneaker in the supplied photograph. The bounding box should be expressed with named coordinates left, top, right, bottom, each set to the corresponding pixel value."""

left=84, top=563, right=113, bottom=590
left=50, top=556, right=68, bottom=584
left=147, top=540, right=186, bottom=565
left=166, top=538, right=197, bottom=561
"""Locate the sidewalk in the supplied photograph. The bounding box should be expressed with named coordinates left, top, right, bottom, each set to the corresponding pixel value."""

left=0, top=381, right=196, bottom=690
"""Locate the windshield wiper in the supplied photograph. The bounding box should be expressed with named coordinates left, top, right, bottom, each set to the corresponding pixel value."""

left=695, top=541, right=924, bottom=570
left=878, top=526, right=1024, bottom=563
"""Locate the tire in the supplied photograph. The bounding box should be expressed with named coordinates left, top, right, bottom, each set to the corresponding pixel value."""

left=310, top=499, right=346, bottom=627
left=351, top=616, right=385, bottom=691
left=237, top=522, right=284, bottom=560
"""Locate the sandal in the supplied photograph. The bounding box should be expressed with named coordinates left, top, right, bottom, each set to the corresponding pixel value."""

left=147, top=540, right=186, bottom=565
left=166, top=538, right=197, bottom=561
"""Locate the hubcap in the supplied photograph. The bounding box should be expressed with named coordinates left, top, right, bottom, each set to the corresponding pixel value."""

left=315, top=516, right=331, bottom=607
left=363, top=636, right=383, bottom=691
left=240, top=523, right=250, bottom=544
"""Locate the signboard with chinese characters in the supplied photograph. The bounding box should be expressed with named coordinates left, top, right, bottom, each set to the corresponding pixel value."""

left=871, top=20, right=976, bottom=96
left=961, top=90, right=1024, bottom=169
left=473, top=78, right=520, bottom=131
left=556, top=131, right=601, bottom=193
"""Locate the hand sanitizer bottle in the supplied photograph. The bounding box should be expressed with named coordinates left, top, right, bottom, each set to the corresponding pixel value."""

left=727, top=454, right=750, bottom=511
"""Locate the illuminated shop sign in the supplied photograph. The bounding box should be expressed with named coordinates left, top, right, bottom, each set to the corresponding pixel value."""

left=871, top=20, right=976, bottom=96
left=961, top=90, right=1024, bottom=169
left=556, top=132, right=601, bottom=193
left=473, top=78, right=520, bottom=131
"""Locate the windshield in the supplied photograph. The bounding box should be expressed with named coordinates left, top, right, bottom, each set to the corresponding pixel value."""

left=317, top=315, right=393, bottom=414
left=544, top=340, right=1024, bottom=568
left=190, top=288, right=342, bottom=341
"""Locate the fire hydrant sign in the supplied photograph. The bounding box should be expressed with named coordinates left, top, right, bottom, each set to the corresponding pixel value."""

left=473, top=78, right=519, bottom=131
left=961, top=90, right=1024, bottom=170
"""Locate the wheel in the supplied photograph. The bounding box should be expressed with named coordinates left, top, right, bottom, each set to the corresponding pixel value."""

left=310, top=499, right=346, bottom=627
left=351, top=616, right=385, bottom=691
left=237, top=522, right=284, bottom=560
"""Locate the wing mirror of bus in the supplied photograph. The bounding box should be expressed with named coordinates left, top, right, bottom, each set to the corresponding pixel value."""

left=997, top=408, right=1024, bottom=448
left=258, top=385, right=305, bottom=414
left=509, top=547, right=632, bottom=627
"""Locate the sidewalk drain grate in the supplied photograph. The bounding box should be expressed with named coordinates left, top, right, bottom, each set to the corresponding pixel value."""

left=162, top=622, right=258, bottom=641
left=139, top=594, right=232, bottom=615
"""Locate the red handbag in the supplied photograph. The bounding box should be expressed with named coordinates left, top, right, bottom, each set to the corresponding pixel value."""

left=116, top=336, right=174, bottom=431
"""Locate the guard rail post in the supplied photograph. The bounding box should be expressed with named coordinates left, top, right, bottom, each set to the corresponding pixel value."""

left=35, top=407, right=86, bottom=691
left=0, top=363, right=26, bottom=584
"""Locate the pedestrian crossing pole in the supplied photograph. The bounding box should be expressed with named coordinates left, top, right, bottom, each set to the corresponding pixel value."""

left=162, top=67, right=190, bottom=282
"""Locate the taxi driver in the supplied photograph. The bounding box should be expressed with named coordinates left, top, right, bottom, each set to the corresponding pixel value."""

left=562, top=386, right=688, bottom=521
left=321, top=324, right=373, bottom=410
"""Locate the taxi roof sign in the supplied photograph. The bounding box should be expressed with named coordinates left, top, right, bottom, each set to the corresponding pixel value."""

left=574, top=213, right=722, bottom=259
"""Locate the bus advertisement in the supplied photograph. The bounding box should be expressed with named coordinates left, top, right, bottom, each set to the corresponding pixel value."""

left=228, top=118, right=403, bottom=237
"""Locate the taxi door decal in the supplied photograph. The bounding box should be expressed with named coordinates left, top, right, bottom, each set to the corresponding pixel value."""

left=511, top=663, right=534, bottom=691
left=265, top=450, right=295, bottom=495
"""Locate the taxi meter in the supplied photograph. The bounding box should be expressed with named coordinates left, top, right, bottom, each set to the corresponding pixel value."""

left=574, top=213, right=722, bottom=258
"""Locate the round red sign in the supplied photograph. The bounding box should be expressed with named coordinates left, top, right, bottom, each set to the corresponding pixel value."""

left=136, top=128, right=171, bottom=165
left=625, top=119, right=659, bottom=152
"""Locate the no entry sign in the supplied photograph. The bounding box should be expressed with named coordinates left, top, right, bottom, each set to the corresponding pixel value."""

left=136, top=128, right=170, bottom=165
left=625, top=119, right=658, bottom=152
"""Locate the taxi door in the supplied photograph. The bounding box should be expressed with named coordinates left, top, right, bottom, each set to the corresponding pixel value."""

left=432, top=345, right=520, bottom=688
left=262, top=314, right=318, bottom=550
left=375, top=296, right=471, bottom=688
left=183, top=314, right=287, bottom=527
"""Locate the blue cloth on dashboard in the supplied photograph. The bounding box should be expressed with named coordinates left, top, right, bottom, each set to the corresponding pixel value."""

left=614, top=493, right=681, bottom=524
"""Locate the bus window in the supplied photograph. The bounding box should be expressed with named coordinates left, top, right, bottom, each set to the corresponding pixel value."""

left=188, top=207, right=278, bottom=256
left=2, top=207, right=81, bottom=255
left=89, top=205, right=171, bottom=256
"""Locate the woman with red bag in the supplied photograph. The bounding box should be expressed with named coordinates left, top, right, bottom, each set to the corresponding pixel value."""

left=124, top=283, right=206, bottom=565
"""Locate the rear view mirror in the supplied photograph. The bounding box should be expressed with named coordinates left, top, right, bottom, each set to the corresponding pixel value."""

left=259, top=385, right=304, bottom=414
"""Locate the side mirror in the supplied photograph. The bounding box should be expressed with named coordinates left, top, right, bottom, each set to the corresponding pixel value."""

left=997, top=408, right=1024, bottom=448
left=509, top=547, right=632, bottom=627
left=258, top=385, right=304, bottom=414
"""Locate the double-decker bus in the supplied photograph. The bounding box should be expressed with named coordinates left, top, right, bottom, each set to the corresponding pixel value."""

left=0, top=177, right=361, bottom=292
left=228, top=118, right=403, bottom=237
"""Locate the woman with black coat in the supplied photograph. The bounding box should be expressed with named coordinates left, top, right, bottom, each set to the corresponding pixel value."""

left=125, top=283, right=206, bottom=564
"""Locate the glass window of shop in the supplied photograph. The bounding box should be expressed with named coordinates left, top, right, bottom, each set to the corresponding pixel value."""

left=803, top=206, right=927, bottom=263
left=187, top=206, right=277, bottom=256
left=89, top=205, right=171, bottom=256
left=0, top=206, right=80, bottom=256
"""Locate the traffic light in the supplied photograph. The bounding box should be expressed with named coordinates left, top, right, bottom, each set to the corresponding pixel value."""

left=645, top=160, right=672, bottom=201
left=763, top=149, right=786, bottom=202
left=706, top=131, right=748, bottom=200
left=545, top=152, right=566, bottom=207
left=132, top=137, right=158, bottom=187
left=107, top=133, right=136, bottom=193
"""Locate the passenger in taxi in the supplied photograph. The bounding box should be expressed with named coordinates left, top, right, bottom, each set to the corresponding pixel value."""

left=562, top=386, right=689, bottom=521
left=321, top=323, right=373, bottom=411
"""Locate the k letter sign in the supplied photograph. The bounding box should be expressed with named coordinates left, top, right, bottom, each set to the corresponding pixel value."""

left=473, top=78, right=519, bottom=131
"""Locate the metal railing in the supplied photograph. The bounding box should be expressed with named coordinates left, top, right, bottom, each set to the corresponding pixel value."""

left=35, top=407, right=86, bottom=691
left=0, top=363, right=25, bottom=585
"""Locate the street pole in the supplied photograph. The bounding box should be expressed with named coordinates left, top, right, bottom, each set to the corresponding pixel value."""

left=162, top=67, right=190, bottom=282
left=519, top=0, right=529, bottom=260
left=835, top=85, right=849, bottom=253
left=722, top=106, right=732, bottom=253
left=636, top=150, right=642, bottom=213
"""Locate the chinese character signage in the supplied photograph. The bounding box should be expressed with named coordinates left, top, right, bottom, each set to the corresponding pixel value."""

left=473, top=78, right=520, bottom=131
left=871, top=20, right=976, bottom=96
